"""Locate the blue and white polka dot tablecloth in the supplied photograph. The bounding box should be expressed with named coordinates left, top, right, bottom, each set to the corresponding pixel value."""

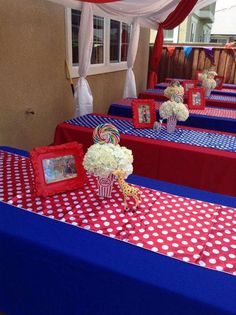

left=209, top=94, right=236, bottom=103
left=155, top=83, right=236, bottom=96
left=66, top=114, right=236, bottom=153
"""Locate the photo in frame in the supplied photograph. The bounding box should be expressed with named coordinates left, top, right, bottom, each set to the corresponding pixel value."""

left=215, top=75, right=224, bottom=90
left=183, top=80, right=196, bottom=94
left=30, top=141, right=87, bottom=197
left=131, top=99, right=156, bottom=128
left=188, top=87, right=205, bottom=110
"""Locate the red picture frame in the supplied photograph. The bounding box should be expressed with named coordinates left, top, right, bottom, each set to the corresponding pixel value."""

left=215, top=75, right=224, bottom=90
left=188, top=88, right=205, bottom=110
left=183, top=80, right=196, bottom=94
left=131, top=99, right=156, bottom=128
left=30, top=142, right=87, bottom=197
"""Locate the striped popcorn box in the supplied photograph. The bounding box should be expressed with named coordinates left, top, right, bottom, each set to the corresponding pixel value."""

left=97, top=174, right=114, bottom=198
left=167, top=115, right=177, bottom=133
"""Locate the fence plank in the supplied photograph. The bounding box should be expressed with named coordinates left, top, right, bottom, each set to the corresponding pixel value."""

left=234, top=62, right=236, bottom=84
left=204, top=52, right=212, bottom=70
left=214, top=49, right=220, bottom=71
left=197, top=49, right=206, bottom=71
left=224, top=52, right=234, bottom=82
left=173, top=48, right=180, bottom=78
left=192, top=49, right=200, bottom=79
left=217, top=50, right=227, bottom=76
left=178, top=49, right=185, bottom=79
left=229, top=53, right=236, bottom=84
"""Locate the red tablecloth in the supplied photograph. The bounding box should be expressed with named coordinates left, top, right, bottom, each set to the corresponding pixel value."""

left=1, top=150, right=235, bottom=275
left=54, top=114, right=236, bottom=197
left=139, top=90, right=236, bottom=109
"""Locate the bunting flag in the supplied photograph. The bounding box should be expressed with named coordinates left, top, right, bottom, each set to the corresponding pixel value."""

left=224, top=42, right=235, bottom=49
left=167, top=46, right=176, bottom=56
left=203, top=47, right=214, bottom=64
left=183, top=46, right=193, bottom=58
left=224, top=42, right=236, bottom=62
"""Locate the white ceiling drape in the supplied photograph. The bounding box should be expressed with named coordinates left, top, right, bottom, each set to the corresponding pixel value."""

left=48, top=0, right=217, bottom=28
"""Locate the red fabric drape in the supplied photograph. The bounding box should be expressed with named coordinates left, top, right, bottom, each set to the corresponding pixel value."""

left=148, top=0, right=198, bottom=88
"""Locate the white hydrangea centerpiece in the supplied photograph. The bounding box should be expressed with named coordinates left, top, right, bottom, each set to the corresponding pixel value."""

left=164, top=81, right=184, bottom=99
left=83, top=143, right=133, bottom=179
left=199, top=69, right=217, bottom=90
left=202, top=78, right=217, bottom=89
left=159, top=100, right=189, bottom=121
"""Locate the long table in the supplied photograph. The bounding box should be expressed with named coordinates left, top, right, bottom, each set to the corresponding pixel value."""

left=108, top=98, right=236, bottom=133
left=0, top=146, right=236, bottom=315
left=155, top=82, right=236, bottom=97
left=139, top=89, right=236, bottom=109
left=165, top=77, right=236, bottom=90
left=54, top=114, right=236, bottom=197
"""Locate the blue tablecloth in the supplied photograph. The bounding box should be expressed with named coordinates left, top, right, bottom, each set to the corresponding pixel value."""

left=108, top=102, right=236, bottom=133
left=165, top=79, right=236, bottom=90
left=155, top=83, right=236, bottom=97
left=0, top=146, right=236, bottom=315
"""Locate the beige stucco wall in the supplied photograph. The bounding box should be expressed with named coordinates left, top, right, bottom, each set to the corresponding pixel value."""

left=0, top=0, right=74, bottom=150
left=0, top=0, right=150, bottom=151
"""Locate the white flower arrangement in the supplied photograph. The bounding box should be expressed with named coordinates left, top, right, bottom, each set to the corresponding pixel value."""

left=202, top=78, right=217, bottom=89
left=199, top=71, right=208, bottom=81
left=199, top=69, right=217, bottom=90
left=164, top=84, right=184, bottom=99
left=159, top=100, right=189, bottom=121
left=83, top=143, right=133, bottom=179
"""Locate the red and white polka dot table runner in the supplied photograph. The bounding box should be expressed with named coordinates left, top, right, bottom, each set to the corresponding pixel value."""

left=0, top=150, right=235, bottom=275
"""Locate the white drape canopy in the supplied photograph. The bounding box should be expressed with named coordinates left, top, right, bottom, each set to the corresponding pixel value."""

left=48, top=0, right=217, bottom=29
left=74, top=2, right=94, bottom=117
left=123, top=18, right=140, bottom=98
left=47, top=0, right=217, bottom=116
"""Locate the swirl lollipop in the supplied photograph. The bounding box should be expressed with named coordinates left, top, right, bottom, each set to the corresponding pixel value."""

left=171, top=92, right=184, bottom=103
left=93, top=123, right=120, bottom=145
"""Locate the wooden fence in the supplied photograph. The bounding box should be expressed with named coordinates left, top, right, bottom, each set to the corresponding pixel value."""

left=150, top=45, right=236, bottom=84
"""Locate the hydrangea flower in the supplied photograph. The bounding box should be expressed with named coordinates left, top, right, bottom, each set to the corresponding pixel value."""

left=159, top=100, right=189, bottom=121
left=83, top=143, right=133, bottom=178
left=164, top=85, right=184, bottom=99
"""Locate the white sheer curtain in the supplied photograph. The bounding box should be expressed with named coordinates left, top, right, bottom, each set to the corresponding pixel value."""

left=74, top=2, right=94, bottom=117
left=123, top=19, right=140, bottom=98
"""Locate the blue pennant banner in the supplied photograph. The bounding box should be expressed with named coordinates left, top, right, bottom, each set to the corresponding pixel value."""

left=183, top=46, right=193, bottom=58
